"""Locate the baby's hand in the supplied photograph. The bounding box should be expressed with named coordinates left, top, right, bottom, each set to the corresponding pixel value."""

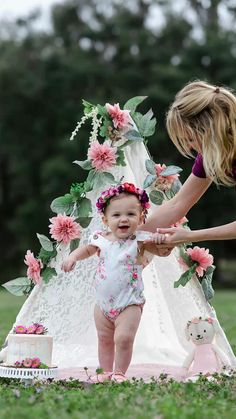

left=61, top=255, right=77, bottom=272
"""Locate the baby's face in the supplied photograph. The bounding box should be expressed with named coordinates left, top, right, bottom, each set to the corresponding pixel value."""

left=103, top=194, right=143, bottom=239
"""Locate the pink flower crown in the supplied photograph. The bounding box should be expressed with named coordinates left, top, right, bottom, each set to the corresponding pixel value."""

left=96, top=182, right=150, bottom=220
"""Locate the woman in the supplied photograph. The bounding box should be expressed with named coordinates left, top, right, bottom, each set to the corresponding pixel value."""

left=144, top=80, right=236, bottom=245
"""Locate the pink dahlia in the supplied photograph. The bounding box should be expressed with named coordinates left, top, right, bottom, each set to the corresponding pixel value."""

left=27, top=324, right=38, bottom=334
left=14, top=325, right=27, bottom=334
left=49, top=214, right=81, bottom=244
left=24, top=250, right=42, bottom=284
left=31, top=358, right=41, bottom=368
left=187, top=246, right=214, bottom=277
left=87, top=141, right=117, bottom=171
left=155, top=164, right=179, bottom=191
left=23, top=358, right=33, bottom=368
left=105, top=103, right=131, bottom=129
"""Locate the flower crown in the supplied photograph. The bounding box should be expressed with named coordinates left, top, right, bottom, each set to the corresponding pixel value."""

left=96, top=182, right=150, bottom=220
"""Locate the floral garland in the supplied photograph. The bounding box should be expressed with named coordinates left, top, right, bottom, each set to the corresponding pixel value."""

left=13, top=323, right=48, bottom=335
left=2, top=97, right=156, bottom=296
left=14, top=358, right=48, bottom=369
left=96, top=182, right=150, bottom=220
left=1, top=96, right=215, bottom=301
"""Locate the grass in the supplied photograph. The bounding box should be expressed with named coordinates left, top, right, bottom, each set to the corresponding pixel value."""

left=0, top=291, right=236, bottom=419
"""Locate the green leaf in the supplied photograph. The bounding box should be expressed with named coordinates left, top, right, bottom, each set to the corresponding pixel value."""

left=165, top=189, right=175, bottom=200
left=77, top=197, right=92, bottom=218
left=143, top=174, right=156, bottom=189
left=82, top=99, right=94, bottom=114
left=38, top=247, right=57, bottom=265
left=92, top=172, right=116, bottom=190
left=201, top=277, right=215, bottom=301
left=174, top=264, right=197, bottom=288
left=100, top=119, right=111, bottom=138
left=96, top=104, right=109, bottom=118
left=145, top=159, right=156, bottom=175
left=117, top=140, right=134, bottom=150
left=2, top=277, right=32, bottom=296
left=73, top=159, right=92, bottom=170
left=116, top=148, right=126, bottom=166
left=137, top=109, right=157, bottom=137
left=123, top=129, right=143, bottom=142
left=36, top=234, right=53, bottom=252
left=149, top=190, right=165, bottom=205
left=41, top=267, right=56, bottom=284
left=170, top=179, right=182, bottom=195
left=123, top=96, right=147, bottom=112
left=70, top=238, right=80, bottom=252
left=205, top=265, right=216, bottom=276
left=86, top=169, right=96, bottom=187
left=77, top=217, right=92, bottom=228
left=179, top=246, right=192, bottom=266
left=50, top=194, right=74, bottom=215
left=160, top=165, right=183, bottom=177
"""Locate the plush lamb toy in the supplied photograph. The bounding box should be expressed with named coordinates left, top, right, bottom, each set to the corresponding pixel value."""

left=183, top=316, right=230, bottom=378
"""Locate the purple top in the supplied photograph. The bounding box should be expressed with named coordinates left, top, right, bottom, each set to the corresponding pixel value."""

left=192, top=153, right=236, bottom=180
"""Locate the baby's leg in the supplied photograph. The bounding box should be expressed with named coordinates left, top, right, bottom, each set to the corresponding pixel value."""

left=114, top=305, right=142, bottom=374
left=94, top=304, right=115, bottom=371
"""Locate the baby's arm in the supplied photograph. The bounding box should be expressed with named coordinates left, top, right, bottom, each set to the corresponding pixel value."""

left=143, top=242, right=173, bottom=257
left=62, top=244, right=97, bottom=272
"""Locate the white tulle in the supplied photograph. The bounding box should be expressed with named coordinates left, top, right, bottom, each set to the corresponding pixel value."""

left=1, top=139, right=236, bottom=370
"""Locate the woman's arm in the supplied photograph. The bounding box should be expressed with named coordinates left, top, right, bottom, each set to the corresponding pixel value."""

left=142, top=174, right=212, bottom=232
left=62, top=244, right=97, bottom=272
left=157, top=221, right=236, bottom=245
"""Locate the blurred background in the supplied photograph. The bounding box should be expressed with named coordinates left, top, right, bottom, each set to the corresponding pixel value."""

left=0, top=0, right=236, bottom=287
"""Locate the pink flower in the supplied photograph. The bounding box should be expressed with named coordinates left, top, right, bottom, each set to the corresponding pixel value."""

left=27, top=324, right=38, bottom=334
left=155, top=164, right=179, bottom=191
left=187, top=246, right=214, bottom=277
left=105, top=103, right=131, bottom=129
left=49, top=214, right=81, bottom=244
left=87, top=141, right=117, bottom=171
left=35, top=325, right=45, bottom=335
left=171, top=216, right=188, bottom=228
left=24, top=250, right=42, bottom=284
left=14, top=325, right=27, bottom=334
left=132, top=272, right=138, bottom=279
left=109, top=308, right=120, bottom=318
left=31, top=358, right=41, bottom=368
left=23, top=358, right=33, bottom=368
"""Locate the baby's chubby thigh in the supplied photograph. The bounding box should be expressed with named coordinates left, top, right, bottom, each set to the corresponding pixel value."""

left=114, top=305, right=142, bottom=348
left=94, top=304, right=115, bottom=342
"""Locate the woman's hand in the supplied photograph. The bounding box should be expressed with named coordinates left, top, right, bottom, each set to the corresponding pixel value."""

left=154, top=227, right=192, bottom=246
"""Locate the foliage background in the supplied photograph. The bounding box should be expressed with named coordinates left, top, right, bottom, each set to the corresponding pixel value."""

left=1, top=0, right=236, bottom=285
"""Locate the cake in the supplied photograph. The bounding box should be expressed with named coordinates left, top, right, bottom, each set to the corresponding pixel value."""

left=6, top=334, right=53, bottom=367
left=5, top=323, right=53, bottom=368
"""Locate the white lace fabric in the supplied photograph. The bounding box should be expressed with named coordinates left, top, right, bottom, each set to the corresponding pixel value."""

left=1, top=140, right=236, bottom=370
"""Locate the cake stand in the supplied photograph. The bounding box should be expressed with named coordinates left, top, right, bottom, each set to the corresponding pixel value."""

left=0, top=364, right=58, bottom=385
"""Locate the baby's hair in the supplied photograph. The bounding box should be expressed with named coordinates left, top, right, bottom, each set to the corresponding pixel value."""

left=96, top=182, right=150, bottom=221
left=166, top=80, right=236, bottom=186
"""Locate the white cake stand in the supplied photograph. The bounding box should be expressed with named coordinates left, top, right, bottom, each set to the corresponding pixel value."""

left=0, top=365, right=58, bottom=385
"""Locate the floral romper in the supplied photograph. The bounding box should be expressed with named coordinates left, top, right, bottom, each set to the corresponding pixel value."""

left=88, top=230, right=152, bottom=321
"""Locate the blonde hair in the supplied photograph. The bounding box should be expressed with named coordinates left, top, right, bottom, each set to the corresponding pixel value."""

left=166, top=80, right=236, bottom=186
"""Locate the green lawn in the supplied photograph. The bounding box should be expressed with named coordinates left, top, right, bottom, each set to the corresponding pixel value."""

left=0, top=291, right=236, bottom=419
